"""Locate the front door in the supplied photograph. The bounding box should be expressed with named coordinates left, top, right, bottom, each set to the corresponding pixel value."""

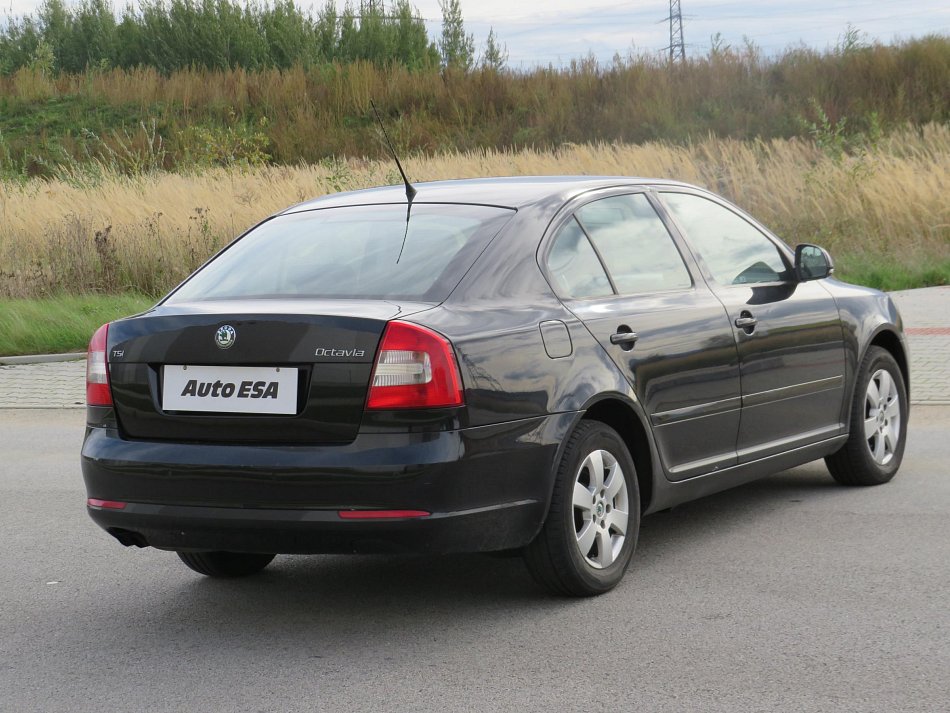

left=657, top=190, right=847, bottom=463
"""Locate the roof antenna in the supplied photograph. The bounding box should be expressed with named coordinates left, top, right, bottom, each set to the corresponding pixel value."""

left=370, top=100, right=416, bottom=263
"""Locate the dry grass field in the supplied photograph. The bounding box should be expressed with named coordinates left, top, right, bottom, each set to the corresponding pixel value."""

left=1, top=124, right=947, bottom=298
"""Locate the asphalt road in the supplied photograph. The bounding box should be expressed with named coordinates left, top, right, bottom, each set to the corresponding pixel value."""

left=1, top=408, right=948, bottom=713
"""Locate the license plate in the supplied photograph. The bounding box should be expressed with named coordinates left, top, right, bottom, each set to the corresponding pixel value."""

left=162, top=365, right=298, bottom=415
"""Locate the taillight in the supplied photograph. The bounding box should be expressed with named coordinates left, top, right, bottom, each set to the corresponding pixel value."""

left=366, top=321, right=464, bottom=409
left=86, top=323, right=112, bottom=406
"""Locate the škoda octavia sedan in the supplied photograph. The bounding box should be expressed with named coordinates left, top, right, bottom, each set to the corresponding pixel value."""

left=82, top=177, right=909, bottom=595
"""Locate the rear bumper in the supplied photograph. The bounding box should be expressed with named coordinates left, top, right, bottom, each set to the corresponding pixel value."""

left=87, top=500, right=541, bottom=554
left=81, top=413, right=575, bottom=554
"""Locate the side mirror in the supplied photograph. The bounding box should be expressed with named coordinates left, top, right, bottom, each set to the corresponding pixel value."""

left=795, top=244, right=834, bottom=281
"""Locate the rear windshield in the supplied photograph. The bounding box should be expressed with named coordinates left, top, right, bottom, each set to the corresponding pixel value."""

left=166, top=203, right=515, bottom=303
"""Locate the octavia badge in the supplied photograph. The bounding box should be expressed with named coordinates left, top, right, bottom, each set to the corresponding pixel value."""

left=215, top=325, right=236, bottom=350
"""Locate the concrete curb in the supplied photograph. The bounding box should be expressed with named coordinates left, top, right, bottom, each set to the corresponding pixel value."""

left=0, top=352, right=85, bottom=365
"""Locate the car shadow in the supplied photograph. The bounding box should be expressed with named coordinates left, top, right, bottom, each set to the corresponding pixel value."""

left=193, top=462, right=836, bottom=597
left=70, top=460, right=854, bottom=654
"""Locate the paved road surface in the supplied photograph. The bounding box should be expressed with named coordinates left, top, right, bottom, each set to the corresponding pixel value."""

left=1, top=407, right=947, bottom=712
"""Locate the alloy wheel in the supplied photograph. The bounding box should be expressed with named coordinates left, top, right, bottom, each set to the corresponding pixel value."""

left=864, top=368, right=901, bottom=466
left=572, top=449, right=629, bottom=569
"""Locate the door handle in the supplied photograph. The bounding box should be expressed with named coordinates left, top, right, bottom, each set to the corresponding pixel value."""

left=735, top=311, right=757, bottom=333
left=610, top=331, right=639, bottom=347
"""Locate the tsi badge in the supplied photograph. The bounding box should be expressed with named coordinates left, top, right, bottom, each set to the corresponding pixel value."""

left=215, top=325, right=237, bottom=350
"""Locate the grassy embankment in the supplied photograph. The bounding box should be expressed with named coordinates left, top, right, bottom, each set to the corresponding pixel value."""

left=0, top=293, right=153, bottom=355
left=1, top=35, right=948, bottom=176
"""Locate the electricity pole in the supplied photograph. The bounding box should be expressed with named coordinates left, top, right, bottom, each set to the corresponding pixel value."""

left=667, top=1, right=686, bottom=63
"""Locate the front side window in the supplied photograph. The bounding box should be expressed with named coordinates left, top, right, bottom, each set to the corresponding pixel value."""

left=660, top=192, right=790, bottom=285
left=166, top=203, right=515, bottom=303
left=575, top=194, right=692, bottom=294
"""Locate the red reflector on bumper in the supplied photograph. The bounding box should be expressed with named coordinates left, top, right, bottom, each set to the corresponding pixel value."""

left=338, top=509, right=430, bottom=520
left=87, top=498, right=127, bottom=510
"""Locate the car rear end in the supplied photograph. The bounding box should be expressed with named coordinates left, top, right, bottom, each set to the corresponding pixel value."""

left=80, top=200, right=557, bottom=555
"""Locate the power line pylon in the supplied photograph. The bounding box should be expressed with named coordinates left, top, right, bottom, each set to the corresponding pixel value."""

left=667, top=0, right=686, bottom=63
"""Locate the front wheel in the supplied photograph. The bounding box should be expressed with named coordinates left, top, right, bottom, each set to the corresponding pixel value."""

left=177, top=551, right=275, bottom=578
left=524, top=421, right=640, bottom=596
left=825, top=346, right=908, bottom=486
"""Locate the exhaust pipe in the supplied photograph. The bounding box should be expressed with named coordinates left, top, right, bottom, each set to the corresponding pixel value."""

left=107, top=528, right=149, bottom=548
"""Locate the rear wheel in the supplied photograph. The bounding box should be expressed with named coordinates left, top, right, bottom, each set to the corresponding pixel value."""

left=524, top=421, right=640, bottom=596
left=177, top=551, right=275, bottom=578
left=825, top=346, right=907, bottom=486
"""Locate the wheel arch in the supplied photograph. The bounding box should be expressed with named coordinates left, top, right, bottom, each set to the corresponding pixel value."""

left=577, top=395, right=657, bottom=514
left=825, top=324, right=910, bottom=486
left=866, top=327, right=910, bottom=402
left=840, top=325, right=911, bottom=435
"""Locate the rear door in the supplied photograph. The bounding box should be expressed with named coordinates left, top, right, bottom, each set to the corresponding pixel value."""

left=544, top=191, right=741, bottom=480
left=657, top=190, right=847, bottom=462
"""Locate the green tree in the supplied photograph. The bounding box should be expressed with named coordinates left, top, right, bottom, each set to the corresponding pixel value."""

left=438, top=0, right=473, bottom=70
left=337, top=3, right=359, bottom=62
left=0, top=16, right=41, bottom=74
left=392, top=0, right=439, bottom=69
left=314, top=2, right=339, bottom=61
left=355, top=1, right=392, bottom=65
left=260, top=1, right=318, bottom=69
left=480, top=26, right=507, bottom=71
left=29, top=38, right=57, bottom=74
left=37, top=0, right=69, bottom=69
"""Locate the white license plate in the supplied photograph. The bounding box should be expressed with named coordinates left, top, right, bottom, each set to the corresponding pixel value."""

left=162, top=365, right=298, bottom=415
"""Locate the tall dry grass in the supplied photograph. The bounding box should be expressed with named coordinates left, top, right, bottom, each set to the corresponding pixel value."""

left=0, top=125, right=947, bottom=297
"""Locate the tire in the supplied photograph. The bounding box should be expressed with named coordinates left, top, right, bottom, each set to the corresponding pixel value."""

left=177, top=551, right=275, bottom=578
left=524, top=420, right=640, bottom=597
left=825, top=346, right=908, bottom=486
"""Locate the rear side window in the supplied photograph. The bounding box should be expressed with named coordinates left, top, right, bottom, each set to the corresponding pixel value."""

left=546, top=217, right=613, bottom=299
left=166, top=204, right=515, bottom=303
left=575, top=194, right=692, bottom=294
left=660, top=192, right=791, bottom=285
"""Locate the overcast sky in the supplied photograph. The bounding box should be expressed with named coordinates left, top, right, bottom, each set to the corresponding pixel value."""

left=4, top=0, right=949, bottom=67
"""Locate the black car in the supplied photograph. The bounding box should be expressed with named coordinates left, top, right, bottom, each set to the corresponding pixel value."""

left=81, top=177, right=909, bottom=596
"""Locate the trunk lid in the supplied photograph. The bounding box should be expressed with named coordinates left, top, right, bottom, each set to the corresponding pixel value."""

left=106, top=299, right=434, bottom=444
